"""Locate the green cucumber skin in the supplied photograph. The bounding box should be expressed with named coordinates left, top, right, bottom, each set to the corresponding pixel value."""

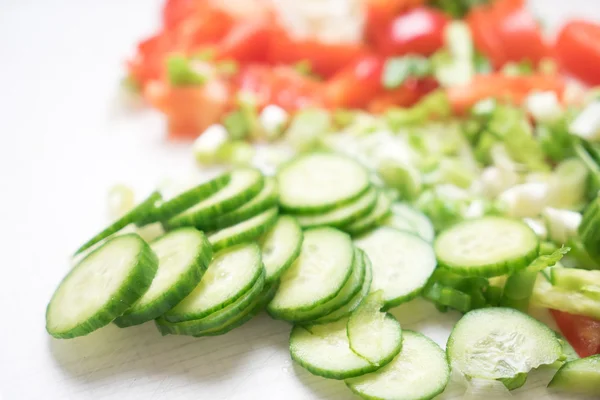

left=548, top=355, right=600, bottom=396
left=47, top=234, right=159, bottom=338
left=275, top=249, right=366, bottom=323
left=345, top=193, right=392, bottom=236
left=74, top=192, right=162, bottom=255
left=192, top=281, right=279, bottom=337
left=155, top=269, right=265, bottom=335
left=208, top=208, right=279, bottom=252
left=198, top=178, right=278, bottom=231
left=295, top=188, right=378, bottom=229
left=163, top=244, right=263, bottom=323
left=152, top=173, right=231, bottom=222
left=262, top=217, right=303, bottom=284
left=165, top=170, right=265, bottom=230
left=289, top=317, right=403, bottom=380
left=436, top=247, right=539, bottom=278
left=114, top=230, right=213, bottom=328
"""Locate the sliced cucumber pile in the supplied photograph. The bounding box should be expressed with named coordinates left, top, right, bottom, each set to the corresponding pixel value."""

left=548, top=355, right=600, bottom=396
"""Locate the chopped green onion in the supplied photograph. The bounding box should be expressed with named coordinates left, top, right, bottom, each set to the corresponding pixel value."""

left=382, top=55, right=431, bottom=89
left=216, top=140, right=255, bottom=166
left=498, top=183, right=548, bottom=218
left=192, top=124, right=230, bottom=165
left=542, top=208, right=582, bottom=244
left=473, top=52, right=492, bottom=74
left=424, top=283, right=472, bottom=313
left=546, top=158, right=589, bottom=210
left=285, top=108, right=331, bottom=152
left=167, top=55, right=208, bottom=86
left=525, top=91, right=563, bottom=123
left=332, top=109, right=356, bottom=129
left=377, top=158, right=422, bottom=200
left=429, top=0, right=491, bottom=18
left=259, top=105, right=289, bottom=141
left=569, top=102, right=600, bottom=142
left=484, top=285, right=503, bottom=306
left=293, top=60, right=313, bottom=76
left=501, top=60, right=534, bottom=76
left=223, top=110, right=249, bottom=140
left=107, top=184, right=135, bottom=219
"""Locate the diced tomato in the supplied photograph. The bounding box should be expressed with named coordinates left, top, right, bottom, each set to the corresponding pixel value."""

left=267, top=28, right=367, bottom=78
left=369, top=7, right=449, bottom=57
left=235, top=65, right=324, bottom=110
left=127, top=33, right=174, bottom=87
left=556, top=21, right=600, bottom=86
left=144, top=79, right=230, bottom=139
left=172, top=7, right=234, bottom=53
left=551, top=309, right=600, bottom=358
left=323, top=55, right=385, bottom=109
left=215, top=20, right=272, bottom=63
left=365, top=0, right=427, bottom=40
left=368, top=77, right=438, bottom=113
left=446, top=73, right=565, bottom=113
left=162, top=0, right=196, bottom=30
left=467, top=0, right=551, bottom=68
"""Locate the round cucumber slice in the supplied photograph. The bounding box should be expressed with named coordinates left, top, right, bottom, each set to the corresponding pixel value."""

left=345, top=191, right=392, bottom=236
left=208, top=207, right=278, bottom=251
left=260, top=216, right=303, bottom=283
left=277, top=153, right=370, bottom=213
left=267, top=228, right=354, bottom=318
left=346, top=331, right=450, bottom=400
left=356, top=227, right=436, bottom=308
left=114, top=228, right=212, bottom=327
left=435, top=217, right=539, bottom=277
left=163, top=243, right=262, bottom=322
left=548, top=355, right=600, bottom=396
left=383, top=202, right=435, bottom=242
left=47, top=234, right=158, bottom=338
left=166, top=168, right=264, bottom=229
left=295, top=187, right=377, bottom=229
left=447, top=307, right=562, bottom=380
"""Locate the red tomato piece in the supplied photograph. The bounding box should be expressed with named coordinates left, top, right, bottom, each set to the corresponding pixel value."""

left=162, top=0, right=196, bottom=30
left=215, top=20, right=272, bottom=63
left=365, top=0, right=427, bottom=40
left=367, top=77, right=437, bottom=113
left=556, top=21, right=600, bottom=86
left=370, top=7, right=449, bottom=57
left=323, top=55, right=385, bottom=109
left=551, top=309, right=600, bottom=358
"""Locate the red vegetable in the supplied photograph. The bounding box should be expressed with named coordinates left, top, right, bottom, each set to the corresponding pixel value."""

left=556, top=20, right=600, bottom=85
left=551, top=309, right=600, bottom=358
left=215, top=20, right=272, bottom=63
left=365, top=0, right=427, bottom=41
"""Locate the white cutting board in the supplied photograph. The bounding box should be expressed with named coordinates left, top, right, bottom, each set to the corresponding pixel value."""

left=1, top=1, right=599, bottom=399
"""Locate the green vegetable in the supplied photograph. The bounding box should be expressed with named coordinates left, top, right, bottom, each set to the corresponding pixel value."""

left=429, top=0, right=491, bottom=18
left=217, top=141, right=255, bottom=166
left=501, top=60, right=534, bottom=76
left=285, top=109, right=331, bottom=152
left=167, top=55, right=208, bottom=86
left=382, top=55, right=431, bottom=89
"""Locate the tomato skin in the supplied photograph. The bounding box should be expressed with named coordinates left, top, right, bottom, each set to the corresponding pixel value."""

left=323, top=55, right=385, bottom=109
left=556, top=21, right=600, bottom=86
left=370, top=7, right=449, bottom=57
left=215, top=20, right=271, bottom=63
left=365, top=0, right=427, bottom=41
left=467, top=0, right=550, bottom=68
left=551, top=309, right=600, bottom=358
left=367, top=77, right=437, bottom=113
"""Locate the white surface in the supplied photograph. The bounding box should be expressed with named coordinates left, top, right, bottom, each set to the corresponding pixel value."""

left=1, top=1, right=599, bottom=399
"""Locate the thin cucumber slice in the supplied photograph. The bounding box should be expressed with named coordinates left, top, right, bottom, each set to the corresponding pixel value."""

left=163, top=243, right=262, bottom=322
left=346, top=331, right=450, bottom=400
left=345, top=192, right=392, bottom=236
left=347, top=291, right=402, bottom=365
left=548, top=355, right=600, bottom=396
left=193, top=282, right=279, bottom=337
left=446, top=307, right=562, bottom=380
left=208, top=207, right=278, bottom=251
left=149, top=173, right=230, bottom=222
left=46, top=234, right=158, bottom=338
left=199, top=177, right=278, bottom=231
left=435, top=217, right=539, bottom=277
left=74, top=191, right=161, bottom=255
left=155, top=269, right=265, bottom=335
left=356, top=227, right=436, bottom=308
left=267, top=228, right=354, bottom=318
left=383, top=202, right=435, bottom=242
left=282, top=248, right=366, bottom=322
left=114, top=229, right=212, bottom=327
left=278, top=153, right=370, bottom=213
left=295, top=187, right=377, bottom=229
left=260, top=216, right=303, bottom=283
left=311, top=254, right=373, bottom=325
left=166, top=168, right=264, bottom=229
left=289, top=316, right=401, bottom=380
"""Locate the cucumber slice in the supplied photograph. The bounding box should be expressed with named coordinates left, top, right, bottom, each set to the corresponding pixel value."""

left=46, top=234, right=158, bottom=338
left=150, top=172, right=230, bottom=222
left=280, top=248, right=366, bottom=322
left=346, top=331, right=450, bottom=400
left=74, top=191, right=162, bottom=255
left=435, top=217, right=539, bottom=277
left=345, top=192, right=392, bottom=236
left=289, top=316, right=401, bottom=380
left=155, top=269, right=265, bottom=335
left=208, top=207, right=278, bottom=251
left=548, top=355, right=600, bottom=396
left=260, top=216, right=303, bottom=283
left=193, top=281, right=279, bottom=337
left=166, top=168, right=264, bottom=229
left=114, top=228, right=212, bottom=327
left=268, top=228, right=354, bottom=318
left=278, top=153, right=370, bottom=213
left=163, top=243, right=262, bottom=322
left=446, top=307, right=562, bottom=380
left=199, top=177, right=278, bottom=231
left=311, top=254, right=373, bottom=325
left=356, top=227, right=436, bottom=308
left=347, top=291, right=402, bottom=365
left=295, top=187, right=377, bottom=229
left=383, top=202, right=435, bottom=242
